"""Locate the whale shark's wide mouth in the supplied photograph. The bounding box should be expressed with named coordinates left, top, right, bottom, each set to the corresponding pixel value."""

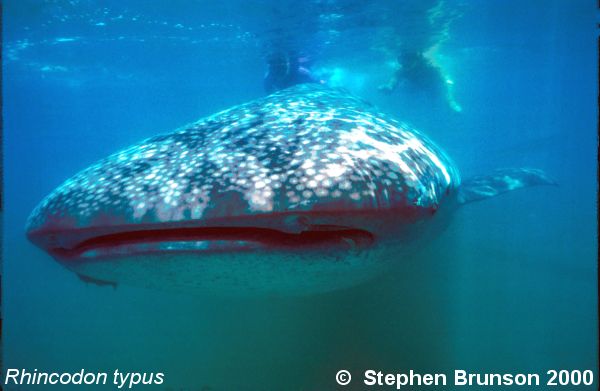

left=37, top=225, right=375, bottom=262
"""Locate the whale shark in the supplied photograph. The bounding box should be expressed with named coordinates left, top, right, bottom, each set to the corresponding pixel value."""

left=26, top=84, right=555, bottom=295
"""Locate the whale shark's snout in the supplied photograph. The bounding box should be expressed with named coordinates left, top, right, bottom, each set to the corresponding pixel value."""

left=26, top=85, right=460, bottom=295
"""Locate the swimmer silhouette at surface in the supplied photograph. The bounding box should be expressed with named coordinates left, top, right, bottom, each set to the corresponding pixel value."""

left=379, top=51, right=442, bottom=94
left=374, top=0, right=463, bottom=112
left=379, top=50, right=462, bottom=113
left=264, top=52, right=323, bottom=94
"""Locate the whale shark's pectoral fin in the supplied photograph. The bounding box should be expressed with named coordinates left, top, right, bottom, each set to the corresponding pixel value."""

left=457, top=168, right=557, bottom=205
left=76, top=272, right=118, bottom=289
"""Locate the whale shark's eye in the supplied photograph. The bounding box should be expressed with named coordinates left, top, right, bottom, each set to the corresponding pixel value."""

left=46, top=225, right=375, bottom=261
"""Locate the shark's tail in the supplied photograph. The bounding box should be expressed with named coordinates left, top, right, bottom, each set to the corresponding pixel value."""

left=457, top=168, right=557, bottom=205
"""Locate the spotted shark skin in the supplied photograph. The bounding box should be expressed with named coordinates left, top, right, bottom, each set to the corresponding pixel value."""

left=27, top=85, right=458, bottom=243
left=25, top=85, right=552, bottom=295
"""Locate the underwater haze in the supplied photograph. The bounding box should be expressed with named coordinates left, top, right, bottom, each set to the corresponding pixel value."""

left=2, top=0, right=597, bottom=390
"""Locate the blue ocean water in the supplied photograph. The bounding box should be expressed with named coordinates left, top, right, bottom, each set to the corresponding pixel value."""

left=2, top=1, right=597, bottom=390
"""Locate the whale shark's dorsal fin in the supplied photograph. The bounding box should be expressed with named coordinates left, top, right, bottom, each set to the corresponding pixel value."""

left=457, top=168, right=557, bottom=205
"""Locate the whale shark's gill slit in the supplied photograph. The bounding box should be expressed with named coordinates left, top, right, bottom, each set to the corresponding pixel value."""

left=48, top=226, right=375, bottom=261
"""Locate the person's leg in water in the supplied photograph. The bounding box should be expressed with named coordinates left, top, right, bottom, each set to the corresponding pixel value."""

left=264, top=52, right=290, bottom=94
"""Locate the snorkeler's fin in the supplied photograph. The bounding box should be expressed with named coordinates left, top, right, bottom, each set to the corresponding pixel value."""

left=444, top=78, right=462, bottom=112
